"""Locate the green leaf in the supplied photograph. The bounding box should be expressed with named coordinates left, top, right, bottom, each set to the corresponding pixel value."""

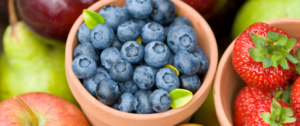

left=274, top=45, right=286, bottom=50
left=282, top=87, right=292, bottom=105
left=295, top=65, right=300, bottom=75
left=283, top=52, right=298, bottom=64
left=249, top=48, right=266, bottom=62
left=285, top=38, right=296, bottom=51
left=273, top=51, right=280, bottom=55
left=83, top=9, right=105, bottom=29
left=270, top=121, right=280, bottom=126
left=283, top=107, right=293, bottom=117
left=250, top=33, right=265, bottom=48
left=271, top=99, right=282, bottom=116
left=279, top=57, right=289, bottom=69
left=262, top=58, right=272, bottom=68
left=277, top=35, right=288, bottom=46
left=267, top=31, right=279, bottom=42
left=274, top=90, right=283, bottom=99
left=271, top=54, right=283, bottom=67
left=261, top=112, right=272, bottom=124
left=296, top=48, right=300, bottom=59
left=169, top=89, right=193, bottom=109
left=281, top=116, right=296, bottom=123
left=266, top=44, right=274, bottom=53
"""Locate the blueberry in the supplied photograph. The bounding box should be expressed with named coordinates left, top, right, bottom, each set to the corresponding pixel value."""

left=193, top=45, right=204, bottom=53
left=168, top=52, right=174, bottom=65
left=118, top=92, right=138, bottom=112
left=167, top=25, right=197, bottom=53
left=149, top=89, right=171, bottom=112
left=72, top=55, right=97, bottom=79
left=120, top=41, right=144, bottom=64
left=168, top=16, right=192, bottom=33
left=141, top=22, right=166, bottom=45
left=100, top=47, right=122, bottom=70
left=143, top=17, right=153, bottom=23
left=193, top=51, right=209, bottom=75
left=112, top=103, right=119, bottom=110
left=73, top=42, right=100, bottom=64
left=117, top=20, right=141, bottom=43
left=99, top=5, right=128, bottom=31
left=83, top=67, right=111, bottom=98
left=151, top=0, right=176, bottom=25
left=173, top=51, right=200, bottom=75
left=135, top=90, right=155, bottom=114
left=119, top=79, right=138, bottom=94
left=91, top=24, right=115, bottom=49
left=126, top=0, right=153, bottom=19
left=77, top=23, right=91, bottom=43
left=132, top=19, right=146, bottom=31
left=109, top=60, right=133, bottom=82
left=133, top=65, right=157, bottom=90
left=96, top=79, right=120, bottom=105
left=156, top=68, right=179, bottom=92
left=180, top=74, right=201, bottom=94
left=144, top=41, right=171, bottom=68
left=111, top=37, right=123, bottom=50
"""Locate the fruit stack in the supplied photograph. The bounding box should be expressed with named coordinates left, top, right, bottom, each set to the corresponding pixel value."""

left=72, top=0, right=210, bottom=114
left=232, top=22, right=300, bottom=125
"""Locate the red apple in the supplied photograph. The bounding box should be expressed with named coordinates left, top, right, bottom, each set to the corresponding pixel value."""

left=0, top=92, right=90, bottom=126
left=182, top=0, right=228, bottom=19
left=16, top=0, right=98, bottom=41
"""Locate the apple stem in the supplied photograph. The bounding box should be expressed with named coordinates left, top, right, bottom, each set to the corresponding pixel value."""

left=8, top=0, right=17, bottom=26
left=13, top=95, right=38, bottom=126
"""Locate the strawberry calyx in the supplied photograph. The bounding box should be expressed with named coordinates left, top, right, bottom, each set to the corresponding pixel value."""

left=294, top=48, right=300, bottom=74
left=260, top=99, right=296, bottom=125
left=249, top=32, right=297, bottom=69
left=274, top=87, right=292, bottom=105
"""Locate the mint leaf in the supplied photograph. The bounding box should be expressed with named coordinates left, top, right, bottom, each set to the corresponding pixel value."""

left=251, top=33, right=265, bottom=48
left=83, top=9, right=105, bottom=29
left=267, top=31, right=279, bottom=42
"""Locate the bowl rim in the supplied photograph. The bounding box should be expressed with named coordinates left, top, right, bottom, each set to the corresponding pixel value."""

left=213, top=18, right=300, bottom=125
left=65, top=0, right=218, bottom=120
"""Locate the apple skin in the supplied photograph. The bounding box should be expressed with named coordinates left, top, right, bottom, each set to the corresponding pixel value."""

left=182, top=0, right=228, bottom=19
left=232, top=0, right=300, bottom=38
left=16, top=0, right=98, bottom=41
left=0, top=92, right=90, bottom=126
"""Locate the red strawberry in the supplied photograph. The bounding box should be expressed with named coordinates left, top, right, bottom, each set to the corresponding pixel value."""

left=247, top=99, right=298, bottom=126
left=291, top=77, right=300, bottom=119
left=232, top=22, right=298, bottom=90
left=234, top=86, right=272, bottom=126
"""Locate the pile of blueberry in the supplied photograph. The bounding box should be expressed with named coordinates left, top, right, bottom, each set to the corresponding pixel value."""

left=72, top=0, right=209, bottom=114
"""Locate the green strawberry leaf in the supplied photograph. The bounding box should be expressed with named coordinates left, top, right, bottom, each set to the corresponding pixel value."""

left=267, top=31, right=279, bottom=42
left=285, top=38, right=297, bottom=51
left=271, top=99, right=282, bottom=116
left=281, top=87, right=292, bottom=105
left=250, top=33, right=265, bottom=48
left=277, top=35, right=288, bottom=46
left=296, top=48, right=300, bottom=59
left=274, top=45, right=286, bottom=51
left=249, top=48, right=266, bottom=62
left=271, top=54, right=283, bottom=68
left=261, top=112, right=272, bottom=124
left=83, top=9, right=105, bottom=29
left=279, top=57, right=289, bottom=69
left=262, top=58, right=272, bottom=68
left=283, top=107, right=293, bottom=117
left=283, top=52, right=298, bottom=64
left=274, top=90, right=283, bottom=99
left=281, top=116, right=296, bottom=123
left=169, top=89, right=193, bottom=109
left=270, top=121, right=280, bottom=126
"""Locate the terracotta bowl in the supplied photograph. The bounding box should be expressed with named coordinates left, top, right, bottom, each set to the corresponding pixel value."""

left=65, top=0, right=218, bottom=125
left=214, top=18, right=300, bottom=126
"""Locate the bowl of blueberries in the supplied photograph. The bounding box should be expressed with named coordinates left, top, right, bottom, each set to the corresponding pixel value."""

left=65, top=0, right=218, bottom=125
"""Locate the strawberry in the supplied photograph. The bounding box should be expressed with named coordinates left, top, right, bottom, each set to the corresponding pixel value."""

left=291, top=77, right=300, bottom=119
left=246, top=99, right=298, bottom=126
left=234, top=86, right=272, bottom=126
left=232, top=22, right=298, bottom=90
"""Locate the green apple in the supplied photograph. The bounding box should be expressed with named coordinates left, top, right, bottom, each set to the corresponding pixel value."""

left=232, top=0, right=300, bottom=39
left=191, top=85, right=220, bottom=126
left=0, top=92, right=89, bottom=125
left=0, top=21, right=78, bottom=106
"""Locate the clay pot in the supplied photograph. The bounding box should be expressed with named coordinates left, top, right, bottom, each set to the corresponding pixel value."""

left=214, top=18, right=300, bottom=125
left=65, top=0, right=218, bottom=125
